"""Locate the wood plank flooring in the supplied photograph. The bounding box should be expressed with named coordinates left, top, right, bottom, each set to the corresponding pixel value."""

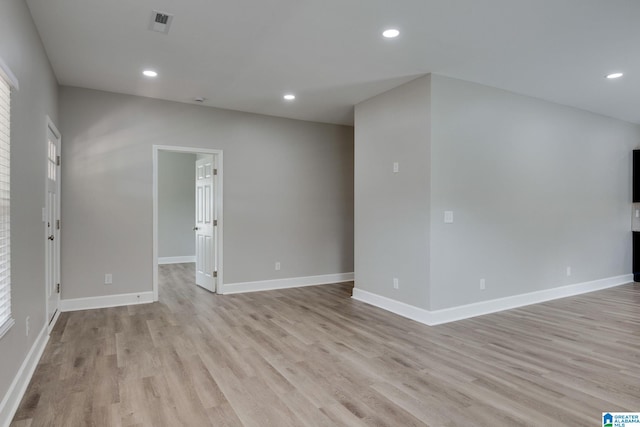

left=11, top=263, right=640, bottom=426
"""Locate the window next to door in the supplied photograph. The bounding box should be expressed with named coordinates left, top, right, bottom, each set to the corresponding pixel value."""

left=0, top=57, right=18, bottom=339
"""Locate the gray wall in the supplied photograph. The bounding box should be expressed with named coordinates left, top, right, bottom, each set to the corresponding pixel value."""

left=59, top=86, right=354, bottom=299
left=429, top=74, right=640, bottom=309
left=158, top=151, right=196, bottom=259
left=354, top=73, right=640, bottom=313
left=0, top=0, right=58, bottom=406
left=354, top=75, right=431, bottom=309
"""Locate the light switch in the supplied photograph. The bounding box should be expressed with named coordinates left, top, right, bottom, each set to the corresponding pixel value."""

left=636, top=209, right=639, bottom=218
left=444, top=211, right=454, bottom=223
left=393, top=162, right=399, bottom=173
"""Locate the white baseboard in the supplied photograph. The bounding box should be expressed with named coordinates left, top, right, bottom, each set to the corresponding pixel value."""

left=223, top=272, right=354, bottom=295
left=428, top=274, right=633, bottom=325
left=352, top=288, right=433, bottom=324
left=0, top=325, right=49, bottom=427
left=352, top=274, right=632, bottom=326
left=60, top=291, right=154, bottom=312
left=158, top=256, right=195, bottom=265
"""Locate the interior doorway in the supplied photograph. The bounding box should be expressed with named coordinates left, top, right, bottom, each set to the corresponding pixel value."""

left=152, top=146, right=223, bottom=301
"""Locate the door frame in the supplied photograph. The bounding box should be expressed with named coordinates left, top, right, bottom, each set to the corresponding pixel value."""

left=45, top=116, right=61, bottom=333
left=152, top=145, right=224, bottom=301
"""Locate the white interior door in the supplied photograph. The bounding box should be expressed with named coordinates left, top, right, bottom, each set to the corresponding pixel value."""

left=46, top=122, right=61, bottom=324
left=195, top=156, right=216, bottom=292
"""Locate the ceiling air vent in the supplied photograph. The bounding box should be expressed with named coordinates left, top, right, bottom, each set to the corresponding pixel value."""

left=149, top=10, right=174, bottom=34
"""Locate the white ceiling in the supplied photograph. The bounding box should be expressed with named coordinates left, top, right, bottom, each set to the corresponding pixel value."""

left=26, top=0, right=640, bottom=126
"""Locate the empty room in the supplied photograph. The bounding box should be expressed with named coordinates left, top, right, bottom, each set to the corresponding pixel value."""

left=1, top=0, right=639, bottom=426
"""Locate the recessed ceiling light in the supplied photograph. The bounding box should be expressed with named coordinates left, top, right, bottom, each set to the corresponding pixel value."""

left=606, top=72, right=624, bottom=79
left=143, top=70, right=158, bottom=77
left=382, top=29, right=400, bottom=38
left=283, top=94, right=296, bottom=101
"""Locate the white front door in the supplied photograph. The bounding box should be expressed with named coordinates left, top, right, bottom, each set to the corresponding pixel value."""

left=46, top=121, right=61, bottom=324
left=195, top=156, right=216, bottom=292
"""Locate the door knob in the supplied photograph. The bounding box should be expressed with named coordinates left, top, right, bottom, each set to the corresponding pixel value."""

left=193, top=227, right=199, bottom=231
left=48, top=235, right=54, bottom=241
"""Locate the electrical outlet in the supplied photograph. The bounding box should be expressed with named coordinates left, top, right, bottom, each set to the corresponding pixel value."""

left=393, top=162, right=399, bottom=173
left=566, top=266, right=571, bottom=277
left=480, top=279, right=486, bottom=290
left=393, top=278, right=399, bottom=289
left=275, top=262, right=281, bottom=271
left=25, top=316, right=30, bottom=337
left=105, top=273, right=113, bottom=284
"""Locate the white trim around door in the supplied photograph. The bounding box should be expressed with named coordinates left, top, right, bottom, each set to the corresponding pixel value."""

left=152, top=145, right=224, bottom=301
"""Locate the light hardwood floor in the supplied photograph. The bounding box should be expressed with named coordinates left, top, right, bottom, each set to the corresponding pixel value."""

left=10, top=264, right=640, bottom=426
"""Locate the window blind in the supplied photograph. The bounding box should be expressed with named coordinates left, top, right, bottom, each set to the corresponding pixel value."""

left=0, top=75, right=13, bottom=339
